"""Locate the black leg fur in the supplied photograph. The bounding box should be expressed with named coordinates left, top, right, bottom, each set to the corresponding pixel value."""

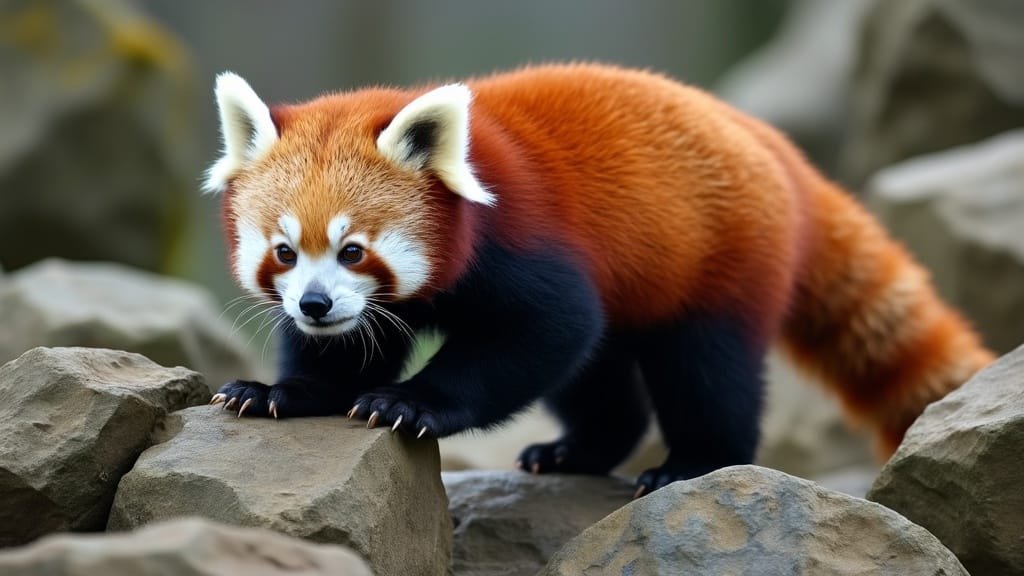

left=634, top=314, right=765, bottom=496
left=518, top=334, right=650, bottom=475
left=351, top=242, right=604, bottom=438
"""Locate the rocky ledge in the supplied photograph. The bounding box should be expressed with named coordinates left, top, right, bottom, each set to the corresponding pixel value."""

left=109, top=405, right=451, bottom=576
left=869, top=343, right=1024, bottom=575
left=0, top=347, right=207, bottom=546
left=0, top=342, right=1021, bottom=574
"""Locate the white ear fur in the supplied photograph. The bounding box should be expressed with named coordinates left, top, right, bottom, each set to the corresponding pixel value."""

left=202, top=72, right=279, bottom=194
left=377, top=84, right=495, bottom=205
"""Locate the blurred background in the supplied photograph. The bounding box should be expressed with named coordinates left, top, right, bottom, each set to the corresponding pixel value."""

left=1, top=0, right=1022, bottom=486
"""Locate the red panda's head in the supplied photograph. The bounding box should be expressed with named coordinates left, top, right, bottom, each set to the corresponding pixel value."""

left=203, top=73, right=493, bottom=337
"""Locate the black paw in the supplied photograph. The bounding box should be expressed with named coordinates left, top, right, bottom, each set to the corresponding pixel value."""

left=516, top=438, right=614, bottom=475
left=211, top=380, right=272, bottom=418
left=350, top=387, right=452, bottom=439
left=212, top=378, right=337, bottom=419
left=633, top=461, right=720, bottom=498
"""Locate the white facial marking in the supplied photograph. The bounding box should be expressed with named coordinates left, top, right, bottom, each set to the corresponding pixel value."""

left=373, top=229, right=430, bottom=297
left=234, top=219, right=270, bottom=294
left=274, top=251, right=377, bottom=337
left=327, top=215, right=350, bottom=247
left=345, top=233, right=370, bottom=248
left=376, top=84, right=495, bottom=205
left=278, top=214, right=301, bottom=246
left=203, top=72, right=278, bottom=194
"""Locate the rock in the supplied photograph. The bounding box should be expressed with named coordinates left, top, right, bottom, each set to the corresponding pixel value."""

left=0, top=347, right=207, bottom=546
left=868, top=129, right=1024, bottom=353
left=0, top=517, right=372, bottom=576
left=0, top=0, right=195, bottom=272
left=0, top=259, right=263, bottom=391
left=540, top=466, right=967, bottom=576
left=868, top=344, right=1024, bottom=575
left=109, top=406, right=451, bottom=576
left=444, top=471, right=633, bottom=576
left=715, top=0, right=873, bottom=174
left=843, top=0, right=1024, bottom=186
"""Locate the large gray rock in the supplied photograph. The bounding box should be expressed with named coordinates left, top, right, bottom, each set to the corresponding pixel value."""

left=868, top=129, right=1024, bottom=353
left=444, top=471, right=633, bottom=576
left=110, top=406, right=451, bottom=576
left=540, top=466, right=966, bottom=576
left=0, top=347, right=207, bottom=546
left=868, top=344, right=1024, bottom=576
left=0, top=517, right=371, bottom=576
left=0, top=259, right=263, bottom=390
left=844, top=0, right=1024, bottom=186
left=0, top=0, right=195, bottom=272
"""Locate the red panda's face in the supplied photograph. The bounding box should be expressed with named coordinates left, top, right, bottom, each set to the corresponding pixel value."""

left=204, top=74, right=492, bottom=337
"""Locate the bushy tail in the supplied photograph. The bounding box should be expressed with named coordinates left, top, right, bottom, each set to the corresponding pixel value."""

left=782, top=177, right=995, bottom=456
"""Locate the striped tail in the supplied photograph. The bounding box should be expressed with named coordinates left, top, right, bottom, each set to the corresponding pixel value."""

left=782, top=177, right=995, bottom=456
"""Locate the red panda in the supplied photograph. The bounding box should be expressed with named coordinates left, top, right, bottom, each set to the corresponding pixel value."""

left=205, top=63, right=994, bottom=496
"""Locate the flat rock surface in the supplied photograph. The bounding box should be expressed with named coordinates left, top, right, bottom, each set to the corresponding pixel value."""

left=0, top=259, right=262, bottom=390
left=110, top=406, right=451, bottom=576
left=444, top=471, right=634, bottom=576
left=0, top=346, right=207, bottom=546
left=540, top=466, right=966, bottom=576
left=0, top=517, right=371, bottom=576
left=869, top=344, right=1024, bottom=575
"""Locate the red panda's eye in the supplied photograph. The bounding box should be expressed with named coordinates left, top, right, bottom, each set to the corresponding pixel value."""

left=339, top=244, right=364, bottom=265
left=275, top=244, right=297, bottom=265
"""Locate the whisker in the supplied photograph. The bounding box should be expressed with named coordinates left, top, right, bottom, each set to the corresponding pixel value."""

left=219, top=294, right=268, bottom=321
left=232, top=302, right=279, bottom=337
left=261, top=312, right=289, bottom=363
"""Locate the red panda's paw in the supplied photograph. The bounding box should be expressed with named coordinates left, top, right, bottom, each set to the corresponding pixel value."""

left=212, top=380, right=273, bottom=418
left=213, top=378, right=341, bottom=419
left=633, top=461, right=722, bottom=498
left=349, top=387, right=450, bottom=439
left=516, top=438, right=618, bottom=476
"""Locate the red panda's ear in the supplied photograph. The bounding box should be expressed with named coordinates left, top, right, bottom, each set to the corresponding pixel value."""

left=377, top=84, right=495, bottom=205
left=202, top=72, right=279, bottom=195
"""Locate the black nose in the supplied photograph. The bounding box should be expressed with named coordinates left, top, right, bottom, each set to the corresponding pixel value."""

left=299, top=292, right=333, bottom=319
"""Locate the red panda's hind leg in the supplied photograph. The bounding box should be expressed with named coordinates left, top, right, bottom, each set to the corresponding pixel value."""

left=517, top=333, right=650, bottom=475
left=633, top=314, right=767, bottom=496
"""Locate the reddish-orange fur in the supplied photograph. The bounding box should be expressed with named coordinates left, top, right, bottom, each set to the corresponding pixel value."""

left=227, top=63, right=993, bottom=455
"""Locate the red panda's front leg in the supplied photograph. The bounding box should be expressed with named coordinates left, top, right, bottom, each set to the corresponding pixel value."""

left=349, top=243, right=604, bottom=438
left=213, top=317, right=416, bottom=419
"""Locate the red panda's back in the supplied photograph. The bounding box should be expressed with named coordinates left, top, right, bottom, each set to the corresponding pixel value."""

left=468, top=64, right=803, bottom=333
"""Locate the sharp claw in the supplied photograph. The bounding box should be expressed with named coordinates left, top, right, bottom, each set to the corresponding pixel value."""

left=269, top=401, right=278, bottom=419
left=347, top=405, right=360, bottom=419
left=391, top=415, right=403, bottom=433
left=209, top=394, right=226, bottom=406
left=224, top=397, right=239, bottom=411
left=633, top=485, right=647, bottom=499
left=237, top=398, right=254, bottom=418
left=417, top=426, right=428, bottom=439
left=367, top=411, right=380, bottom=429
left=531, top=462, right=541, bottom=475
